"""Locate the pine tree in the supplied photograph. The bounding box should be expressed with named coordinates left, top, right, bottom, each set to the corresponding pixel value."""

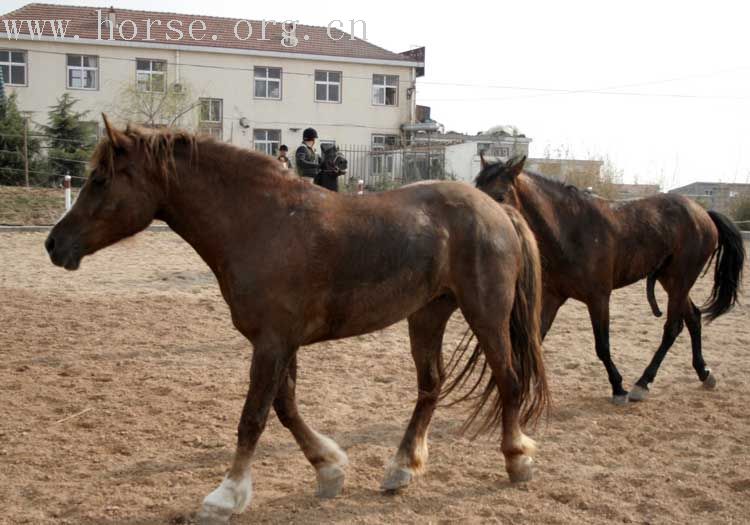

left=0, top=93, right=41, bottom=186
left=41, top=93, right=96, bottom=185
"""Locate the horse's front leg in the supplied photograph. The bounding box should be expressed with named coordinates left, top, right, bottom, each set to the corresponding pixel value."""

left=273, top=354, right=349, bottom=498
left=199, top=341, right=294, bottom=524
left=586, top=295, right=628, bottom=405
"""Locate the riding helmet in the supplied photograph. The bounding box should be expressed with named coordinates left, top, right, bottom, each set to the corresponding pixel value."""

left=303, top=128, right=318, bottom=140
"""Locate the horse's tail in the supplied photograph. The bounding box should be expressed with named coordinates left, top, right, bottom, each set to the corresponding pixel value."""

left=441, top=207, right=549, bottom=436
left=702, top=210, right=745, bottom=322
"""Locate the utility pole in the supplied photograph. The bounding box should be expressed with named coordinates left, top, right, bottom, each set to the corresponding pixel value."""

left=23, top=116, right=29, bottom=187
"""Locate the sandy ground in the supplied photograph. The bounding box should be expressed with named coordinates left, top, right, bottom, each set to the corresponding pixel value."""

left=1, top=231, right=749, bottom=525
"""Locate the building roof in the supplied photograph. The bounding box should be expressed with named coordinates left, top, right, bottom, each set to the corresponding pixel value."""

left=669, top=181, right=750, bottom=193
left=1, top=3, right=418, bottom=64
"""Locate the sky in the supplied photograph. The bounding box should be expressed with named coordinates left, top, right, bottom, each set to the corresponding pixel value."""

left=4, top=0, right=750, bottom=189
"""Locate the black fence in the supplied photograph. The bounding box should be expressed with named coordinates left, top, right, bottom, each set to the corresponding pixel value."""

left=336, top=144, right=450, bottom=193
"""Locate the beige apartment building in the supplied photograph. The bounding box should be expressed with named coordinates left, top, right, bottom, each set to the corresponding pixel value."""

left=0, top=4, right=424, bottom=156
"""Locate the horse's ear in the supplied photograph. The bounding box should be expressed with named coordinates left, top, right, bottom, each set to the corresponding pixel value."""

left=101, top=113, right=133, bottom=150
left=480, top=150, right=487, bottom=170
left=505, top=154, right=526, bottom=180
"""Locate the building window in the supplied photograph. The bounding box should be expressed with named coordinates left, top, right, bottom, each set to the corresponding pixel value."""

left=254, top=67, right=281, bottom=99
left=67, top=55, right=98, bottom=90
left=315, top=70, right=341, bottom=102
left=372, top=134, right=399, bottom=149
left=372, top=134, right=398, bottom=174
left=199, top=98, right=223, bottom=140
left=254, top=129, right=281, bottom=156
left=136, top=59, right=166, bottom=92
left=0, top=50, right=27, bottom=85
left=372, top=74, right=398, bottom=106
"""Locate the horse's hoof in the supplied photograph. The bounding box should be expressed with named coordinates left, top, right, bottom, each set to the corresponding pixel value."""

left=381, top=466, right=413, bottom=492
left=612, top=394, right=629, bottom=406
left=507, top=455, right=533, bottom=483
left=628, top=385, right=649, bottom=402
left=199, top=475, right=252, bottom=524
left=316, top=464, right=346, bottom=498
left=702, top=370, right=717, bottom=390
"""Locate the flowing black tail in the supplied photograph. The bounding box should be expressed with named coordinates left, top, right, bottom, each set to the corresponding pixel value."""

left=702, top=210, right=745, bottom=322
left=440, top=207, right=549, bottom=436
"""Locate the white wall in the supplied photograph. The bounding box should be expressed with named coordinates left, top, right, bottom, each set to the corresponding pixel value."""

left=445, top=142, right=481, bottom=183
left=1, top=38, right=416, bottom=148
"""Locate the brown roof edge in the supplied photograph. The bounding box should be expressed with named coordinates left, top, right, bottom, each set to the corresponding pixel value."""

left=1, top=3, right=419, bottom=63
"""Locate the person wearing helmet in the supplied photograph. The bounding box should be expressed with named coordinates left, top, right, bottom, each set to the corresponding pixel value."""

left=277, top=145, right=290, bottom=169
left=295, top=128, right=321, bottom=183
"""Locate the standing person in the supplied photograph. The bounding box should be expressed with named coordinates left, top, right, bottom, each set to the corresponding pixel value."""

left=277, top=145, right=290, bottom=169
left=295, top=128, right=321, bottom=183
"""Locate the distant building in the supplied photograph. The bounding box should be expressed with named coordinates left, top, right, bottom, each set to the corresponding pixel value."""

left=419, top=125, right=531, bottom=183
left=524, top=158, right=603, bottom=183
left=613, top=183, right=660, bottom=201
left=669, top=182, right=750, bottom=214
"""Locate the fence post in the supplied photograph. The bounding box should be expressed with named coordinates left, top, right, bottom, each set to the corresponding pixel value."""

left=357, top=179, right=364, bottom=195
left=64, top=175, right=72, bottom=211
left=23, top=117, right=29, bottom=187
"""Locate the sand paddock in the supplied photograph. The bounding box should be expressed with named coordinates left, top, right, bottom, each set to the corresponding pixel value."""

left=1, top=231, right=748, bottom=524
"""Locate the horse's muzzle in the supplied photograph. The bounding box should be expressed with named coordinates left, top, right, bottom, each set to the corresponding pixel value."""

left=45, top=231, right=82, bottom=271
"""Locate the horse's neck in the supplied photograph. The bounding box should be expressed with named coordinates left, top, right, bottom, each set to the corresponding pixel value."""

left=517, top=175, right=594, bottom=258
left=157, top=156, right=284, bottom=276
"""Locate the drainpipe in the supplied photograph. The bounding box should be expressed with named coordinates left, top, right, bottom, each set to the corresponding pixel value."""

left=175, top=49, right=181, bottom=84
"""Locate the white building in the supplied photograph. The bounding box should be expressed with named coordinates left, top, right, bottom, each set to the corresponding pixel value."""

left=0, top=4, right=424, bottom=154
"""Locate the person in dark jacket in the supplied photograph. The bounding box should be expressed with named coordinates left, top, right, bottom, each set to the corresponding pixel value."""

left=295, top=128, right=321, bottom=183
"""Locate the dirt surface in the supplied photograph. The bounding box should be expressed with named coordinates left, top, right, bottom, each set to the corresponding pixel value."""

left=1, top=231, right=748, bottom=525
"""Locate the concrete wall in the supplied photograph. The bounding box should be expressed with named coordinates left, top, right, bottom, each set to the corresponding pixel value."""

left=1, top=39, right=415, bottom=148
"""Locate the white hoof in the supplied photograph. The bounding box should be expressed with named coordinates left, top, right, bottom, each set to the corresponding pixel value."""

left=702, top=370, right=717, bottom=390
left=316, top=464, right=346, bottom=498
left=381, top=463, right=414, bottom=491
left=506, top=454, right=533, bottom=483
left=612, top=394, right=628, bottom=406
left=198, top=475, right=252, bottom=524
left=311, top=432, right=347, bottom=498
left=628, top=384, right=649, bottom=402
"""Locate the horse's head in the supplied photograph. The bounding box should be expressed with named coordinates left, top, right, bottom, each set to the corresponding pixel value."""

left=475, top=153, right=526, bottom=208
left=45, top=115, right=165, bottom=270
left=321, top=144, right=348, bottom=174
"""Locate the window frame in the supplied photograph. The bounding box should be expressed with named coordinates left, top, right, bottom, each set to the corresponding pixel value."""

left=198, top=98, right=223, bottom=140
left=136, top=58, right=166, bottom=93
left=371, top=134, right=399, bottom=175
left=372, top=74, right=399, bottom=106
left=253, top=128, right=282, bottom=156
left=0, top=49, right=28, bottom=86
left=66, top=54, right=99, bottom=91
left=254, top=66, right=282, bottom=100
left=314, top=70, right=342, bottom=103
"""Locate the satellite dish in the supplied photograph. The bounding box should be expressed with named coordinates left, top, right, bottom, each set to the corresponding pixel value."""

left=238, top=117, right=250, bottom=129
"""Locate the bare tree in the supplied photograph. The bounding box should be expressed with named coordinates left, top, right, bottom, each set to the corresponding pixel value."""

left=115, top=81, right=199, bottom=128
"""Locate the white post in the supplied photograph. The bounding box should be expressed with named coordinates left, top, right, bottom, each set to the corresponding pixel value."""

left=357, top=179, right=364, bottom=195
left=64, top=175, right=72, bottom=211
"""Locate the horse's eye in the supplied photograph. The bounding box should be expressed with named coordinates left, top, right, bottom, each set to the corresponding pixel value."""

left=496, top=195, right=505, bottom=203
left=91, top=175, right=107, bottom=187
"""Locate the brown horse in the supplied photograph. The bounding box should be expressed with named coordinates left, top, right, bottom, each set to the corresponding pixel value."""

left=475, top=154, right=744, bottom=404
left=45, top=117, right=548, bottom=523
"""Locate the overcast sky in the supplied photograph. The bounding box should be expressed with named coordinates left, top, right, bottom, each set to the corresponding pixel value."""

left=5, top=0, right=750, bottom=189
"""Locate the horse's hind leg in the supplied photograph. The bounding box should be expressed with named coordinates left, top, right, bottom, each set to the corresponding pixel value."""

left=199, top=342, right=293, bottom=523
left=629, top=294, right=686, bottom=401
left=684, top=298, right=717, bottom=389
left=273, top=354, right=348, bottom=498
left=456, top=286, right=536, bottom=483
left=382, top=296, right=455, bottom=491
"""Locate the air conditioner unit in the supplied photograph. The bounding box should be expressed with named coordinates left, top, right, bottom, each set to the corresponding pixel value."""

left=172, top=83, right=184, bottom=94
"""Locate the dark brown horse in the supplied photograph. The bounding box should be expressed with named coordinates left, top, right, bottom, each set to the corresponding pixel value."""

left=475, top=154, right=744, bottom=404
left=45, top=117, right=548, bottom=523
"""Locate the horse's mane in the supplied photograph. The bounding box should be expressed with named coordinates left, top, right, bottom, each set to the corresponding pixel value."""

left=522, top=170, right=586, bottom=200
left=90, top=125, right=282, bottom=184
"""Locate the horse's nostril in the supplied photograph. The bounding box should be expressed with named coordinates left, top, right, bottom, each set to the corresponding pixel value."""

left=45, top=236, right=55, bottom=255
